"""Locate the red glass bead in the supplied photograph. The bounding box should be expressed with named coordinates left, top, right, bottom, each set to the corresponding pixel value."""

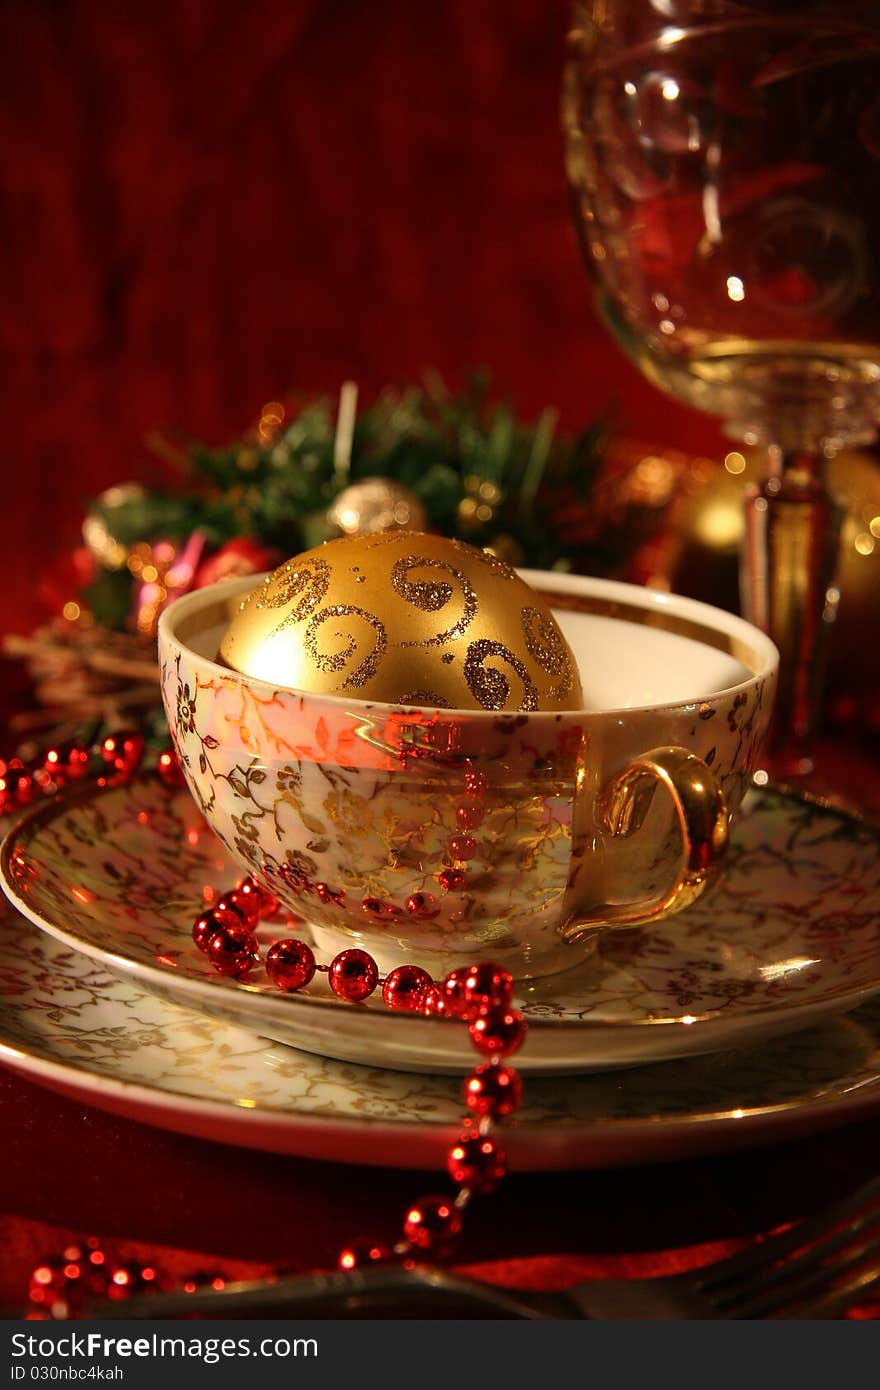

left=455, top=797, right=484, bottom=830
left=464, top=1062, right=522, bottom=1118
left=438, top=867, right=466, bottom=892
left=382, top=965, right=432, bottom=1012
left=43, top=740, right=90, bottom=785
left=28, top=1259, right=80, bottom=1317
left=266, top=938, right=316, bottom=992
left=464, top=768, right=487, bottom=797
left=315, top=882, right=345, bottom=907
left=405, top=891, right=441, bottom=919
left=218, top=887, right=261, bottom=927
left=419, top=984, right=450, bottom=1018
left=0, top=760, right=34, bottom=814
left=361, top=896, right=402, bottom=919
left=446, top=1133, right=507, bottom=1194
left=26, top=1245, right=108, bottom=1317
left=236, top=875, right=279, bottom=920
left=101, top=730, right=145, bottom=778
left=468, top=1007, right=526, bottom=1058
left=206, top=921, right=258, bottom=977
left=337, top=1240, right=392, bottom=1271
left=212, top=894, right=250, bottom=927
left=448, top=834, right=477, bottom=861
left=403, top=1195, right=462, bottom=1254
left=105, top=1261, right=160, bottom=1301
left=156, top=747, right=187, bottom=788
left=443, top=961, right=514, bottom=1020
left=180, top=1270, right=229, bottom=1295
left=461, top=961, right=514, bottom=1015
left=328, top=949, right=379, bottom=1002
left=441, top=966, right=470, bottom=1016
left=192, top=908, right=229, bottom=953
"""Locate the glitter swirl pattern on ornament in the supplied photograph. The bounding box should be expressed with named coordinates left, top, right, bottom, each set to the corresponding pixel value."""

left=218, top=533, right=582, bottom=712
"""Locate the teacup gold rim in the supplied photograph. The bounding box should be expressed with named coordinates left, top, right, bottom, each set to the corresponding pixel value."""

left=159, top=571, right=779, bottom=721
left=2, top=779, right=876, bottom=1038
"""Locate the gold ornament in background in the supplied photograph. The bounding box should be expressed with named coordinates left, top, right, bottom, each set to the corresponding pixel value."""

left=219, top=532, right=583, bottom=712
left=82, top=484, right=149, bottom=570
left=325, top=478, right=428, bottom=538
left=457, top=474, right=504, bottom=533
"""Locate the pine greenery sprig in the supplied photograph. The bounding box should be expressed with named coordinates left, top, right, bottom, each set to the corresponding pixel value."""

left=83, top=373, right=677, bottom=627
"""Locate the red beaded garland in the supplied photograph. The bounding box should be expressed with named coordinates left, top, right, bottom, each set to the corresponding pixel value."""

left=22, top=933, right=531, bottom=1311
left=448, top=834, right=477, bottom=861
left=180, top=1270, right=229, bottom=1295
left=100, top=731, right=145, bottom=778
left=403, top=1195, right=462, bottom=1253
left=464, top=1062, right=522, bottom=1118
left=192, top=908, right=229, bottom=953
left=328, top=949, right=379, bottom=1002
left=455, top=798, right=484, bottom=830
left=468, top=1007, right=526, bottom=1058
left=442, top=961, right=514, bottom=1020
left=419, top=983, right=450, bottom=1018
left=218, top=887, right=261, bottom=927
left=315, top=881, right=344, bottom=907
left=43, top=741, right=90, bottom=786
left=464, top=768, right=488, bottom=797
left=0, top=760, right=34, bottom=813
left=361, top=896, right=402, bottom=919
left=382, top=965, right=432, bottom=1013
left=461, top=961, right=514, bottom=1016
left=265, top=938, right=316, bottom=992
left=211, top=896, right=250, bottom=927
left=20, top=748, right=534, bottom=1304
left=446, top=1134, right=507, bottom=1194
left=337, top=1239, right=392, bottom=1271
left=156, top=747, right=187, bottom=788
left=27, top=1259, right=82, bottom=1318
left=438, top=867, right=466, bottom=892
left=206, top=921, right=258, bottom=977
left=236, top=875, right=279, bottom=921
left=441, top=966, right=470, bottom=1016
left=405, top=892, right=441, bottom=919
left=105, top=1261, right=160, bottom=1301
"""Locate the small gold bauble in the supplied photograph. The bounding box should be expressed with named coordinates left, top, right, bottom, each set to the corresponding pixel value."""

left=219, top=532, right=583, bottom=712
left=326, top=478, right=428, bottom=537
left=82, top=483, right=148, bottom=570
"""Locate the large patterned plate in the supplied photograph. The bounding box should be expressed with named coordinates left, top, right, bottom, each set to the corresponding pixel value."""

left=4, top=907, right=880, bottom=1169
left=2, top=779, right=880, bottom=1074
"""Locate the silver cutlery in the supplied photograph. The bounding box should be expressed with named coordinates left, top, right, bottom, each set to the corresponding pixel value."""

left=86, top=1174, right=880, bottom=1319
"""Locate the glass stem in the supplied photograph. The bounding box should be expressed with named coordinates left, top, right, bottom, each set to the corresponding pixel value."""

left=741, top=448, right=846, bottom=756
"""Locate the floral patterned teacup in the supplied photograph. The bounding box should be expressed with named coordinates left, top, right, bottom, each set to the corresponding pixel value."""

left=158, top=570, right=777, bottom=979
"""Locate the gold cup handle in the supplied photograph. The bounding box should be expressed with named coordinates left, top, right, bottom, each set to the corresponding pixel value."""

left=561, top=747, right=729, bottom=945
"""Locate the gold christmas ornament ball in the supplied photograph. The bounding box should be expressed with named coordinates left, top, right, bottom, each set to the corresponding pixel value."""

left=218, top=532, right=583, bottom=712
left=326, top=478, right=428, bottom=537
left=82, top=483, right=149, bottom=570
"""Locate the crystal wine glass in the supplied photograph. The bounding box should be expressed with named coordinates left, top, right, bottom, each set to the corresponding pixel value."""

left=563, top=0, right=880, bottom=763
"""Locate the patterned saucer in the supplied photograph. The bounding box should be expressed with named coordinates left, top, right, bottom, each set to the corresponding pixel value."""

left=2, top=779, right=880, bottom=1075
left=5, top=906, right=880, bottom=1170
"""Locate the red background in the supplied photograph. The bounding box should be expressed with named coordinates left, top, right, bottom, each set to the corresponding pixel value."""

left=0, top=0, right=719, bottom=637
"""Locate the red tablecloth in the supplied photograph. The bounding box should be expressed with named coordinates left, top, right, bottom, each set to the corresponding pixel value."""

left=4, top=1056, right=880, bottom=1315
